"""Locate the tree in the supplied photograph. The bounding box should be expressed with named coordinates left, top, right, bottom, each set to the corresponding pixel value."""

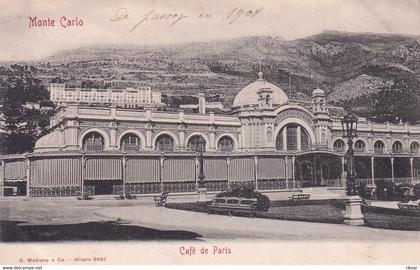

left=0, top=65, right=52, bottom=154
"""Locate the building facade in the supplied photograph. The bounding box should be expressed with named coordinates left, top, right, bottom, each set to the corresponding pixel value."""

left=48, top=83, right=161, bottom=108
left=1, top=72, right=420, bottom=197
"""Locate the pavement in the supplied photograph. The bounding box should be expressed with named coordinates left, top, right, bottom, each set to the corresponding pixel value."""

left=2, top=192, right=419, bottom=241
left=95, top=204, right=420, bottom=241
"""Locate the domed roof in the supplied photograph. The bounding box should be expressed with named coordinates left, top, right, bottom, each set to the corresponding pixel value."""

left=312, top=88, right=325, bottom=96
left=233, top=72, right=288, bottom=108
left=34, top=130, right=62, bottom=151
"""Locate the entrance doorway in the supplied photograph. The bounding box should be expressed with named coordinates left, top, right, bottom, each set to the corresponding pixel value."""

left=295, top=153, right=342, bottom=187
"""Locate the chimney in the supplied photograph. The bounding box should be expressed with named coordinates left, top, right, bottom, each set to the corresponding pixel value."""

left=198, top=93, right=206, bottom=114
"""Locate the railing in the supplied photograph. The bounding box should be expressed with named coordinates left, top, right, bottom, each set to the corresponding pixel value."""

left=257, top=179, right=287, bottom=190
left=113, top=183, right=161, bottom=195
left=313, top=143, right=329, bottom=150
left=326, top=178, right=345, bottom=187
left=29, top=186, right=95, bottom=197
left=357, top=177, right=420, bottom=186
left=205, top=181, right=229, bottom=192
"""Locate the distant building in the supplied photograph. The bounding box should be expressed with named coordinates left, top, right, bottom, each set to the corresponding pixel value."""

left=179, top=99, right=226, bottom=113
left=24, top=102, right=40, bottom=110
left=48, top=83, right=161, bottom=108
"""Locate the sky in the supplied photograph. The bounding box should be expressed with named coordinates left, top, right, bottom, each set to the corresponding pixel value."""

left=0, top=0, right=419, bottom=61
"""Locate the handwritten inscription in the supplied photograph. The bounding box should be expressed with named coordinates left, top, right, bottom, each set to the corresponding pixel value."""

left=110, top=7, right=264, bottom=32
left=128, top=9, right=188, bottom=33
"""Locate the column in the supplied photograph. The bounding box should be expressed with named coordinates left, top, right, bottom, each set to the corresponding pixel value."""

left=297, top=126, right=302, bottom=151
left=122, top=155, right=127, bottom=196
left=195, top=155, right=199, bottom=189
left=160, top=155, right=165, bottom=193
left=283, top=126, right=287, bottom=151
left=285, top=156, right=289, bottom=189
left=209, top=130, right=216, bottom=151
left=371, top=156, right=375, bottom=185
left=254, top=155, right=258, bottom=191
left=341, top=156, right=345, bottom=187
left=292, top=155, right=296, bottom=189
left=178, top=129, right=185, bottom=150
left=81, top=155, right=86, bottom=196
left=250, top=123, right=254, bottom=149
left=25, top=158, right=31, bottom=197
left=146, top=128, right=153, bottom=150
left=226, top=156, right=231, bottom=190
left=410, top=157, right=414, bottom=182
left=391, top=157, right=395, bottom=183
left=109, top=122, right=118, bottom=150
left=0, top=160, right=4, bottom=198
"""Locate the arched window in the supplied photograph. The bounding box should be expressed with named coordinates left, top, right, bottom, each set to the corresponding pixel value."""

left=276, top=124, right=310, bottom=151
left=321, top=129, right=326, bottom=144
left=120, top=133, right=140, bottom=151
left=276, top=131, right=283, bottom=150
left=392, top=141, right=403, bottom=153
left=286, top=125, right=298, bottom=150
left=301, top=129, right=310, bottom=150
left=155, top=135, right=174, bottom=151
left=354, top=140, right=366, bottom=152
left=187, top=135, right=206, bottom=152
left=218, top=136, right=234, bottom=152
left=267, top=127, right=273, bottom=142
left=374, top=140, right=385, bottom=154
left=411, top=141, right=419, bottom=154
left=333, top=139, right=345, bottom=152
left=83, top=132, right=104, bottom=151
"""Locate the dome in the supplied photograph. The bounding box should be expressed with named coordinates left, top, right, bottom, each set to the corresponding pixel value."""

left=233, top=72, right=288, bottom=108
left=312, top=88, right=325, bottom=97
left=34, top=130, right=62, bottom=152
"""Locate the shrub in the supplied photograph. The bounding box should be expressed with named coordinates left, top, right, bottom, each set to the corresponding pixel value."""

left=216, top=186, right=270, bottom=212
left=357, top=181, right=368, bottom=199
left=395, top=184, right=413, bottom=202
left=414, top=184, right=420, bottom=200
left=375, top=180, right=397, bottom=201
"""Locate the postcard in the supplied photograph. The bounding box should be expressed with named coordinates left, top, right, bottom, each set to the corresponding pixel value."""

left=1, top=0, right=420, bottom=266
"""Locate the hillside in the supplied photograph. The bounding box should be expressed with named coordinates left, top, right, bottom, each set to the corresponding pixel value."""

left=31, top=31, right=420, bottom=121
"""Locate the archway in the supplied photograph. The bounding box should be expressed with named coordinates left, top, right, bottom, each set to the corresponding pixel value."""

left=82, top=132, right=105, bottom=151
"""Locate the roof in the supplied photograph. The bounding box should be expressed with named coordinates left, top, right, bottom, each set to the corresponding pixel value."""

left=233, top=72, right=288, bottom=108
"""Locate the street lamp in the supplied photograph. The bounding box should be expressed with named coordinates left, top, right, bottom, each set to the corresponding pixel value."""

left=341, top=111, right=358, bottom=196
left=341, top=111, right=364, bottom=226
left=195, top=137, right=206, bottom=189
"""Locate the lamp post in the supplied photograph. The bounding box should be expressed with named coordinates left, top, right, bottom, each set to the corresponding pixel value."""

left=195, top=137, right=207, bottom=202
left=341, top=112, right=358, bottom=196
left=196, top=137, right=206, bottom=188
left=341, top=111, right=364, bottom=225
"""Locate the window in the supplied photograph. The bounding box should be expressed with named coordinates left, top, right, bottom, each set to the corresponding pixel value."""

left=333, top=139, right=345, bottom=152
left=83, top=132, right=104, bottom=151
left=276, top=130, right=283, bottom=150
left=374, top=141, right=385, bottom=154
left=218, top=136, right=234, bottom=152
left=411, top=142, right=419, bottom=154
left=286, top=125, right=298, bottom=150
left=120, top=133, right=140, bottom=151
left=187, top=135, right=206, bottom=152
left=155, top=135, right=174, bottom=151
left=267, top=127, right=273, bottom=142
left=392, top=141, right=403, bottom=153
left=301, top=129, right=310, bottom=150
left=354, top=140, right=366, bottom=152
left=276, top=124, right=310, bottom=151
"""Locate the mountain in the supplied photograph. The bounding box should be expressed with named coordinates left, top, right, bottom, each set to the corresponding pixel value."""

left=34, top=31, right=420, bottom=122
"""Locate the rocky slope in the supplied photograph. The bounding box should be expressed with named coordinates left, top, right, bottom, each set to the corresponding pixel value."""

left=34, top=31, right=420, bottom=121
